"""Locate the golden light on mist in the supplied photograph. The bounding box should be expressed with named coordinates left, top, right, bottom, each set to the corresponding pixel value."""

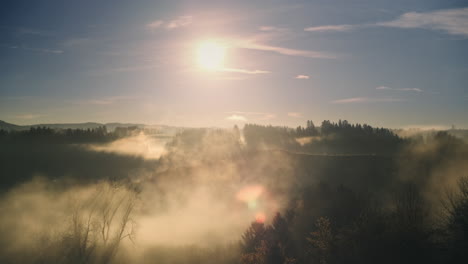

left=196, top=40, right=226, bottom=70
left=236, top=185, right=264, bottom=203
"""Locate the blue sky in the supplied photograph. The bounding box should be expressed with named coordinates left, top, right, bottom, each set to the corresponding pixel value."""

left=0, top=0, right=467, bottom=128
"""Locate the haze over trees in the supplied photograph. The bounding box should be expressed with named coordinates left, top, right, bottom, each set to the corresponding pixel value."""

left=0, top=120, right=467, bottom=264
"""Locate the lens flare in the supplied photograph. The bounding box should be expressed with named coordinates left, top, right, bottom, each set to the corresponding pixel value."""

left=236, top=185, right=264, bottom=203
left=255, top=212, right=266, bottom=223
left=247, top=200, right=257, bottom=209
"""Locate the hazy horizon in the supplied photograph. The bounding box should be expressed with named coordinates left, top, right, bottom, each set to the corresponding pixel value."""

left=2, top=118, right=466, bottom=131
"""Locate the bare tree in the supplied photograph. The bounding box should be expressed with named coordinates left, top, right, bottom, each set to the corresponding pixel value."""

left=59, top=182, right=137, bottom=264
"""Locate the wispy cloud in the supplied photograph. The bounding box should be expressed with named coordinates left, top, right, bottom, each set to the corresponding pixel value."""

left=226, top=111, right=276, bottom=121
left=260, top=113, right=276, bottom=120
left=2, top=44, right=63, bottom=54
left=237, top=40, right=335, bottom=59
left=221, top=68, right=270, bottom=74
left=295, top=75, right=310, bottom=79
left=304, top=24, right=355, bottom=32
left=288, top=112, right=302, bottom=118
left=147, top=16, right=193, bottom=30
left=377, top=7, right=468, bottom=37
left=107, top=64, right=159, bottom=73
left=226, top=114, right=247, bottom=122
left=305, top=8, right=468, bottom=37
left=376, top=86, right=423, bottom=92
left=167, top=16, right=193, bottom=29
left=147, top=20, right=164, bottom=29
left=90, top=64, right=160, bottom=76
left=62, top=38, right=93, bottom=47
left=331, top=97, right=404, bottom=104
left=16, top=27, right=54, bottom=37
left=211, top=31, right=335, bottom=59
left=24, top=47, right=63, bottom=54
left=76, top=96, right=136, bottom=105
left=258, top=26, right=289, bottom=32
left=396, top=88, right=423, bottom=92
left=209, top=76, right=249, bottom=81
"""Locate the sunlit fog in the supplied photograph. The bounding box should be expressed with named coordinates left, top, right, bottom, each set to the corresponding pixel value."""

left=1, top=1, right=468, bottom=264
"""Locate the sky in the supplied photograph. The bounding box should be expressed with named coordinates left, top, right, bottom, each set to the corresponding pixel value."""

left=0, top=0, right=467, bottom=128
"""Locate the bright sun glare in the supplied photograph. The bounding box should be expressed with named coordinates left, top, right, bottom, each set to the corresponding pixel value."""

left=196, top=41, right=226, bottom=71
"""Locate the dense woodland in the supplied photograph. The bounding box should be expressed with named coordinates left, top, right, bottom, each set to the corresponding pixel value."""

left=0, top=120, right=467, bottom=264
left=0, top=125, right=141, bottom=144
left=243, top=120, right=402, bottom=155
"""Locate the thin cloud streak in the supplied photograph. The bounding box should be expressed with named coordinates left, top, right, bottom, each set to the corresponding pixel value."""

left=90, top=64, right=160, bottom=76
left=147, top=16, right=193, bottom=30
left=304, top=24, right=354, bottom=32
left=108, top=64, right=159, bottom=73
left=258, top=26, right=289, bottom=32
left=221, top=68, right=270, bottom=74
left=226, top=111, right=276, bottom=121
left=377, top=7, right=468, bottom=37
left=167, top=16, right=193, bottom=29
left=2, top=44, right=63, bottom=54
left=147, top=20, right=164, bottom=29
left=75, top=96, right=137, bottom=105
left=241, top=42, right=336, bottom=58
left=260, top=113, right=276, bottom=120
left=331, top=97, right=405, bottom=104
left=288, top=112, right=302, bottom=118
left=376, top=86, right=423, bottom=92
left=62, top=38, right=93, bottom=47
left=228, top=35, right=336, bottom=59
left=226, top=114, right=247, bottom=122
left=304, top=7, right=468, bottom=37
left=295, top=75, right=310, bottom=79
left=15, top=27, right=54, bottom=37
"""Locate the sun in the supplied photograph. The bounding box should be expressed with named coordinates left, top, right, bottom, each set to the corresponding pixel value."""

left=196, top=40, right=226, bottom=70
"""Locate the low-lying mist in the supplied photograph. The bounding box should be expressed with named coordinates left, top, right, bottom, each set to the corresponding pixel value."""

left=86, top=132, right=168, bottom=160
left=0, top=128, right=297, bottom=263
left=0, top=124, right=467, bottom=263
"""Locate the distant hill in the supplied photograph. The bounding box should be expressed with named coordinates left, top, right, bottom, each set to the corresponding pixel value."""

left=0, top=120, right=144, bottom=132
left=30, top=122, right=104, bottom=130
left=0, top=120, right=27, bottom=131
left=0, top=120, right=184, bottom=136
